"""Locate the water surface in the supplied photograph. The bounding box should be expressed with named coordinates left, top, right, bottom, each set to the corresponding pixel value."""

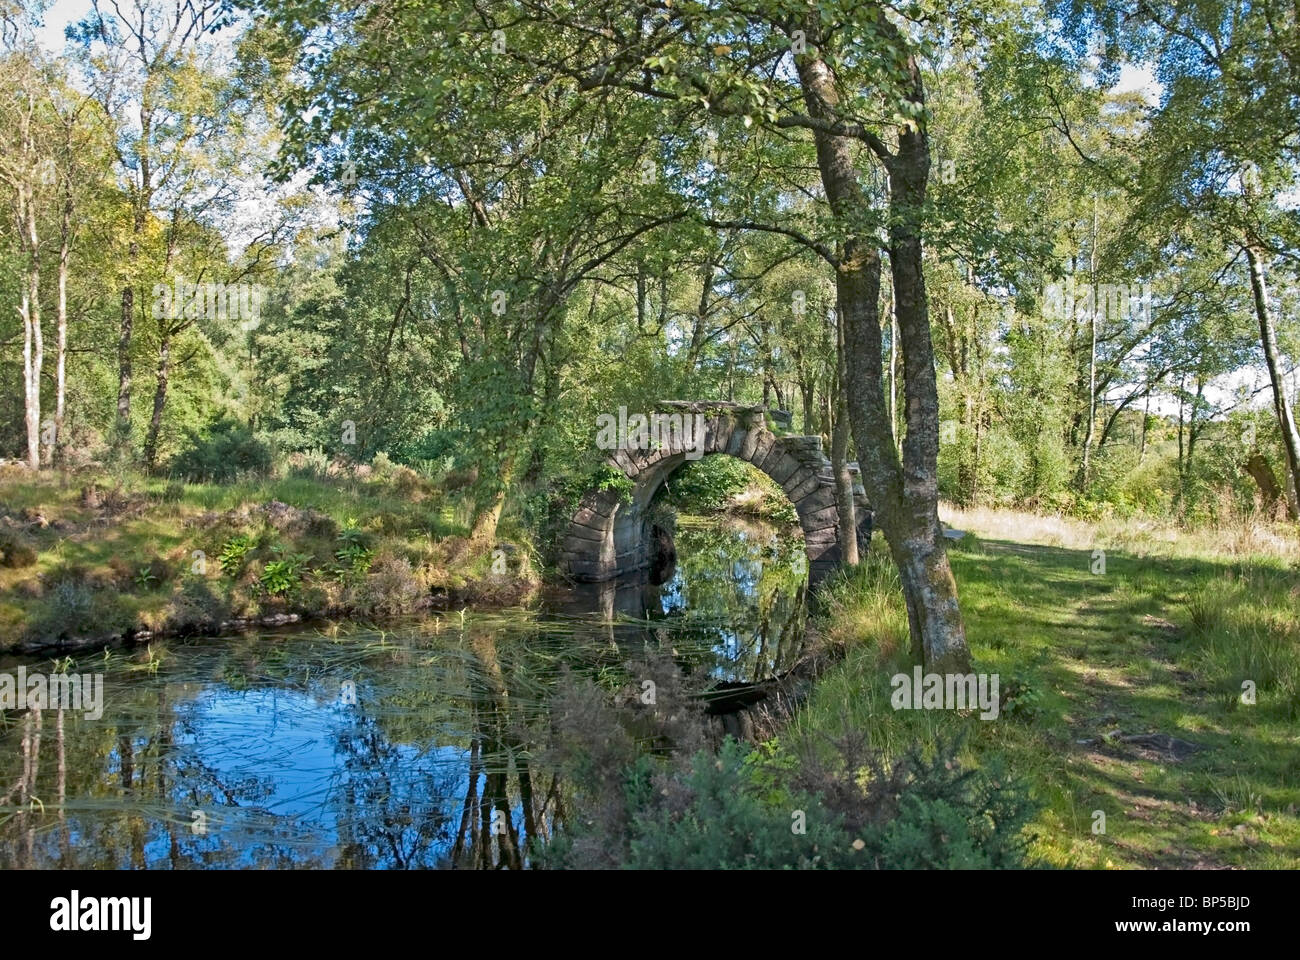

left=0, top=517, right=806, bottom=868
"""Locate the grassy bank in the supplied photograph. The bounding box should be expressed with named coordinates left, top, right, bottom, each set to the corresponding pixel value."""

left=0, top=465, right=538, bottom=652
left=800, top=506, right=1300, bottom=868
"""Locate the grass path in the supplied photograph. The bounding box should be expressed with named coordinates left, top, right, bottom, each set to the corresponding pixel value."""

left=801, top=523, right=1300, bottom=869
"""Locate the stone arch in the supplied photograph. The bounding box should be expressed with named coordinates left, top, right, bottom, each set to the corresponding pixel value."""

left=557, top=402, right=871, bottom=585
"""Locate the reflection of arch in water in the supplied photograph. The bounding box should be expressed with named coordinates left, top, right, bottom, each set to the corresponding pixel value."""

left=549, top=572, right=666, bottom=623
left=558, top=402, right=871, bottom=586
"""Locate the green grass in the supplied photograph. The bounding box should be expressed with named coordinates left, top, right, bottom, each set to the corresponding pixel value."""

left=798, top=525, right=1300, bottom=869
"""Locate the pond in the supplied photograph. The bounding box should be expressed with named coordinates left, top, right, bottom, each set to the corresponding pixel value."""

left=0, top=516, right=807, bottom=869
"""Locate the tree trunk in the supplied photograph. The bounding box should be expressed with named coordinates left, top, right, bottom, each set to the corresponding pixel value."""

left=1244, top=243, right=1300, bottom=520
left=117, top=278, right=134, bottom=444
left=117, top=196, right=146, bottom=450
left=887, top=132, right=970, bottom=672
left=1243, top=453, right=1284, bottom=519
left=971, top=319, right=985, bottom=501
left=471, top=454, right=514, bottom=542
left=888, top=297, right=899, bottom=452
left=54, top=179, right=71, bottom=465
left=687, top=255, right=715, bottom=364
left=1138, top=392, right=1150, bottom=463
left=795, top=44, right=970, bottom=672
left=20, top=186, right=42, bottom=471
left=831, top=317, right=859, bottom=566
left=1175, top=372, right=1187, bottom=510
left=143, top=329, right=170, bottom=469
left=1077, top=201, right=1099, bottom=492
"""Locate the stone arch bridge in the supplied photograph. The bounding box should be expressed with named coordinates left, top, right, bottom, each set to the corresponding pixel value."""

left=558, top=401, right=872, bottom=585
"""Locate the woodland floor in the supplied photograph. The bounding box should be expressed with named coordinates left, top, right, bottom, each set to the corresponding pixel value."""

left=799, top=514, right=1300, bottom=868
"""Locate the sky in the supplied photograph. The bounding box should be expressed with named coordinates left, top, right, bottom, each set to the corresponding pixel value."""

left=34, top=0, right=91, bottom=52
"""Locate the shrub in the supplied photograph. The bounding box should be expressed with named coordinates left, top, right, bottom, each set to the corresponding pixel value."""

left=218, top=534, right=255, bottom=578
left=998, top=675, right=1044, bottom=722
left=864, top=743, right=1035, bottom=869
left=411, top=455, right=456, bottom=484
left=0, top=529, right=37, bottom=568
left=290, top=448, right=332, bottom=480
left=49, top=578, right=94, bottom=625
left=259, top=548, right=310, bottom=596
left=25, top=567, right=132, bottom=641
left=171, top=418, right=272, bottom=482
left=166, top=576, right=230, bottom=630
left=623, top=738, right=852, bottom=869
left=542, top=659, right=1038, bottom=870
left=354, top=556, right=423, bottom=616
left=332, top=525, right=374, bottom=583
left=391, top=465, right=433, bottom=499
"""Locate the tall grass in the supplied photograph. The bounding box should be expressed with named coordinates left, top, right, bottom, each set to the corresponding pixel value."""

left=815, top=545, right=910, bottom=662
left=1186, top=566, right=1300, bottom=719
left=940, top=500, right=1300, bottom=564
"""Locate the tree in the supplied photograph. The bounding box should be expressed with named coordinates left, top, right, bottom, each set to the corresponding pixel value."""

left=71, top=0, right=234, bottom=453
left=1102, top=0, right=1300, bottom=517
left=256, top=0, right=988, bottom=667
left=0, top=40, right=52, bottom=469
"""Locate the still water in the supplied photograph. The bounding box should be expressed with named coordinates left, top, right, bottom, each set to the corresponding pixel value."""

left=0, top=518, right=807, bottom=869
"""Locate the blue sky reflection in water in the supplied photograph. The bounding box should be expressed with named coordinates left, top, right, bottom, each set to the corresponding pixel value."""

left=0, top=517, right=806, bottom=868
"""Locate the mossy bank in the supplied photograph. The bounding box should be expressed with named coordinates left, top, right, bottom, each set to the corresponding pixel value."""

left=0, top=463, right=539, bottom=653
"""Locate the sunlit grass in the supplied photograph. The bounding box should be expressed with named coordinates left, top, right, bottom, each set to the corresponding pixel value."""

left=799, top=508, right=1300, bottom=869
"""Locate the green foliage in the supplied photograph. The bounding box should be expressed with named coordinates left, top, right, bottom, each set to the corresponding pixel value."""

left=998, top=675, right=1044, bottom=722
left=259, top=547, right=310, bottom=596
left=870, top=749, right=1034, bottom=869
left=332, top=523, right=374, bottom=583
left=591, top=464, right=634, bottom=503
left=612, top=734, right=1037, bottom=870
left=662, top=456, right=753, bottom=511
left=171, top=418, right=273, bottom=483
left=218, top=534, right=254, bottom=578
left=545, top=651, right=1038, bottom=870
left=393, top=429, right=461, bottom=469
left=760, top=488, right=799, bottom=526
left=623, top=739, right=849, bottom=870
left=133, top=565, right=160, bottom=589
